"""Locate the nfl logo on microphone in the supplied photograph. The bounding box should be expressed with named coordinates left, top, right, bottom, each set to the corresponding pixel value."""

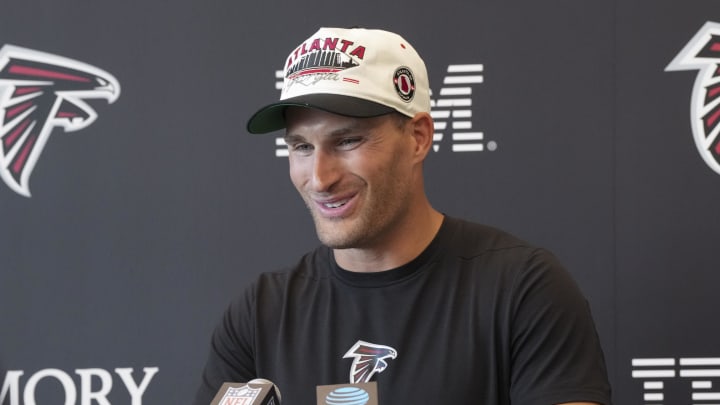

left=210, top=382, right=279, bottom=405
left=219, top=386, right=261, bottom=405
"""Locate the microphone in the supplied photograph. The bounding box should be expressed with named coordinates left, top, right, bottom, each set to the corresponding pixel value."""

left=210, top=378, right=281, bottom=405
left=316, top=382, right=378, bottom=405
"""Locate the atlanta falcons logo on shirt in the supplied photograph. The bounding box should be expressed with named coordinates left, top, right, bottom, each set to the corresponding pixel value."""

left=0, top=45, right=120, bottom=197
left=343, top=340, right=397, bottom=383
left=666, top=21, right=720, bottom=176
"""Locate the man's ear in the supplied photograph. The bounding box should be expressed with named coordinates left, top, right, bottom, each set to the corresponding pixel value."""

left=409, top=112, right=434, bottom=161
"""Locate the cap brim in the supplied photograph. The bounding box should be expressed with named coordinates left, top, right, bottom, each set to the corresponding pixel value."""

left=246, top=94, right=396, bottom=134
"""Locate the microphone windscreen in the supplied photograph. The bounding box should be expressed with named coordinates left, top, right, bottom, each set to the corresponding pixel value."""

left=249, top=378, right=282, bottom=402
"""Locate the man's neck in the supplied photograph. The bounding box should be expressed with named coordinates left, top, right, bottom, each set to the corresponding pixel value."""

left=333, top=207, right=444, bottom=273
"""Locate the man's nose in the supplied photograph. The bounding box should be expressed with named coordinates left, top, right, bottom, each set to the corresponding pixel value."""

left=309, top=149, right=341, bottom=192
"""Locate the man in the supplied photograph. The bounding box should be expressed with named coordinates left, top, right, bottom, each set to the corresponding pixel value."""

left=194, top=27, right=611, bottom=405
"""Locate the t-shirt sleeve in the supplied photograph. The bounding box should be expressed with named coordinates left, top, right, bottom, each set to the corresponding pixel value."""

left=192, top=286, right=257, bottom=405
left=508, top=248, right=612, bottom=405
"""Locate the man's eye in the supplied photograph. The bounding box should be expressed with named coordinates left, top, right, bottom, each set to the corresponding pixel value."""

left=338, top=138, right=362, bottom=148
left=288, top=143, right=312, bottom=153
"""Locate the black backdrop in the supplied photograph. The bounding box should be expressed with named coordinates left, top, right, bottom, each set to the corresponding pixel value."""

left=1, top=0, right=718, bottom=403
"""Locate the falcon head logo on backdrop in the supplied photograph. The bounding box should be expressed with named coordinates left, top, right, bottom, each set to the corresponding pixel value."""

left=666, top=21, right=720, bottom=176
left=0, top=45, right=120, bottom=197
left=343, top=340, right=397, bottom=384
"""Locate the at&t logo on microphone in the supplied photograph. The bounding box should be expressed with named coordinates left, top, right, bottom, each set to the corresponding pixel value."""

left=316, top=382, right=378, bottom=405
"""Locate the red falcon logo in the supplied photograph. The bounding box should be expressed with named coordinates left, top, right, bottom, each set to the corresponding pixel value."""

left=0, top=45, right=120, bottom=197
left=666, top=21, right=720, bottom=176
left=343, top=340, right=397, bottom=384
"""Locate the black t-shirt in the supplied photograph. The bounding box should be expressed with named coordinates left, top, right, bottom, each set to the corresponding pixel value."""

left=194, top=216, right=612, bottom=405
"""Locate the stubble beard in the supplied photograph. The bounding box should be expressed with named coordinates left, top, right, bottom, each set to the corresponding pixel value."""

left=306, top=176, right=412, bottom=250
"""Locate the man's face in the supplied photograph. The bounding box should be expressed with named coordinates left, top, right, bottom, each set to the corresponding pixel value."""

left=284, top=107, right=417, bottom=250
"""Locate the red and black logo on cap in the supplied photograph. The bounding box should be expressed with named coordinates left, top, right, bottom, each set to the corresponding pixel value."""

left=393, top=67, right=415, bottom=102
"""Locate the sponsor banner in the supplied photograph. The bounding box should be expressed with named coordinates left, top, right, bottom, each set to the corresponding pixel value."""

left=1, top=367, right=158, bottom=405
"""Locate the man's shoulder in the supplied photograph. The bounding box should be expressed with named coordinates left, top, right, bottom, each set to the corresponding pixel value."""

left=438, top=216, right=568, bottom=279
left=442, top=215, right=537, bottom=255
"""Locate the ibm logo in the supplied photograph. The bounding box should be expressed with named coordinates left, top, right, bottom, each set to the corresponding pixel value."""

left=632, top=357, right=720, bottom=403
left=273, top=64, right=490, bottom=157
left=429, top=64, right=487, bottom=153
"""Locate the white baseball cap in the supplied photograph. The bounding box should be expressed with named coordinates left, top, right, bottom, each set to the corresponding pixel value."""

left=246, top=27, right=431, bottom=134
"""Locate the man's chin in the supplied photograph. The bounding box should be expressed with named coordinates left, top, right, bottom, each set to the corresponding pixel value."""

left=310, top=211, right=370, bottom=247
left=314, top=224, right=355, bottom=249
left=316, top=231, right=351, bottom=249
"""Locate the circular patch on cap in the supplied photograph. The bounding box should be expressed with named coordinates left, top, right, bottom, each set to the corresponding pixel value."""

left=393, top=67, right=415, bottom=102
